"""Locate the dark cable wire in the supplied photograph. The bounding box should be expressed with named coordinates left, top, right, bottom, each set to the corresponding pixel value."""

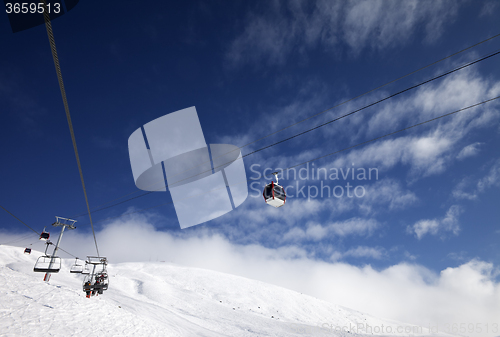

left=72, top=49, right=500, bottom=220
left=243, top=50, right=500, bottom=158
left=0, top=204, right=78, bottom=258
left=238, top=34, right=500, bottom=149
left=41, top=1, right=100, bottom=257
left=0, top=232, right=36, bottom=246
left=69, top=32, right=500, bottom=219
left=0, top=204, right=39, bottom=235
left=80, top=95, right=499, bottom=226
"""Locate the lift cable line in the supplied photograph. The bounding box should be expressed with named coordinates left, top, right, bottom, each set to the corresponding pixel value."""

left=69, top=33, right=500, bottom=219
left=78, top=95, right=500, bottom=227
left=0, top=204, right=39, bottom=235
left=0, top=204, right=79, bottom=259
left=237, top=33, right=500, bottom=150
left=243, top=50, right=500, bottom=158
left=40, top=1, right=99, bottom=257
left=161, top=49, right=500, bottom=185
left=70, top=48, right=500, bottom=220
left=0, top=233, right=36, bottom=246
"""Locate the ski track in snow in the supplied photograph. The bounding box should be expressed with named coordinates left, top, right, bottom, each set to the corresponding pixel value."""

left=0, top=245, right=455, bottom=337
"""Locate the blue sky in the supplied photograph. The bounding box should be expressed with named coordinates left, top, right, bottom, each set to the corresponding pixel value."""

left=1, top=0, right=500, bottom=331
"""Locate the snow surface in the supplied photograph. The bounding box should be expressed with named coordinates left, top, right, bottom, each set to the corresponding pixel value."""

left=0, top=245, right=454, bottom=337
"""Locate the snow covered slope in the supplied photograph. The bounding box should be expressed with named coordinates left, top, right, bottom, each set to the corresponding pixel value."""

left=0, top=245, right=453, bottom=337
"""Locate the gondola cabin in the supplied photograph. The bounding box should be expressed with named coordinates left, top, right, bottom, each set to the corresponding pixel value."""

left=39, top=230, right=49, bottom=241
left=263, top=173, right=286, bottom=208
left=24, top=248, right=31, bottom=254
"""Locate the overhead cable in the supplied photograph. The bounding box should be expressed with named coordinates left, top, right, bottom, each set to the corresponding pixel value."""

left=71, top=48, right=500, bottom=219
left=41, top=1, right=100, bottom=257
left=80, top=95, right=499, bottom=226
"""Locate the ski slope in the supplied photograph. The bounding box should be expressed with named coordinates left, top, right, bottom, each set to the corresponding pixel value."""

left=0, top=245, right=453, bottom=337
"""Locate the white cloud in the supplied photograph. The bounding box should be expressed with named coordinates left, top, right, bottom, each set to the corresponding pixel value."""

left=457, top=142, right=482, bottom=160
left=407, top=205, right=462, bottom=239
left=452, top=178, right=478, bottom=200
left=479, top=1, right=500, bottom=17
left=6, top=215, right=499, bottom=337
left=226, top=0, right=463, bottom=67
left=453, top=159, right=500, bottom=200
left=324, top=70, right=500, bottom=181
left=329, top=135, right=453, bottom=180
left=477, top=159, right=500, bottom=192
left=217, top=67, right=499, bottom=191
left=328, top=217, right=379, bottom=237
left=447, top=251, right=469, bottom=262
left=206, top=178, right=415, bottom=248
left=341, top=246, right=386, bottom=260
left=404, top=251, right=418, bottom=261
left=410, top=219, right=441, bottom=239
left=358, top=179, right=419, bottom=213
left=282, top=217, right=380, bottom=243
left=342, top=0, right=460, bottom=50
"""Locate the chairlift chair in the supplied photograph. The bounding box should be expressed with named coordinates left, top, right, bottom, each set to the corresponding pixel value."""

left=33, top=241, right=60, bottom=273
left=263, top=172, right=286, bottom=208
left=33, top=255, right=61, bottom=273
left=82, top=256, right=109, bottom=297
left=83, top=272, right=109, bottom=297
left=70, top=258, right=84, bottom=274
left=81, top=264, right=90, bottom=275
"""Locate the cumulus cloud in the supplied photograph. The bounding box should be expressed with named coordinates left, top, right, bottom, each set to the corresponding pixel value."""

left=350, top=178, right=418, bottom=214
left=216, top=66, right=499, bottom=191
left=190, top=176, right=416, bottom=250
left=457, top=142, right=483, bottom=160
left=4, top=215, right=499, bottom=337
left=407, top=205, right=462, bottom=239
left=329, top=135, right=453, bottom=180
left=323, top=70, right=500, bottom=180
left=226, top=0, right=463, bottom=67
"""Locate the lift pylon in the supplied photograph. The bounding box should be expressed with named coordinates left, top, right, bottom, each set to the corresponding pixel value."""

left=33, top=216, right=76, bottom=282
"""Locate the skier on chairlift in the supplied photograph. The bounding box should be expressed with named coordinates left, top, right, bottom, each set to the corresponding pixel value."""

left=84, top=281, right=91, bottom=298
left=93, top=278, right=100, bottom=296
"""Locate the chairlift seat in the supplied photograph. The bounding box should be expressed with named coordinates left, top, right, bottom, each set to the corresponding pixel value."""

left=83, top=277, right=109, bottom=294
left=70, top=258, right=85, bottom=273
left=33, top=255, right=61, bottom=273
left=82, top=256, right=109, bottom=296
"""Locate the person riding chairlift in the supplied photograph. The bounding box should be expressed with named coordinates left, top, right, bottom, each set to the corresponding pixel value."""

left=84, top=281, right=92, bottom=298
left=92, top=278, right=100, bottom=296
